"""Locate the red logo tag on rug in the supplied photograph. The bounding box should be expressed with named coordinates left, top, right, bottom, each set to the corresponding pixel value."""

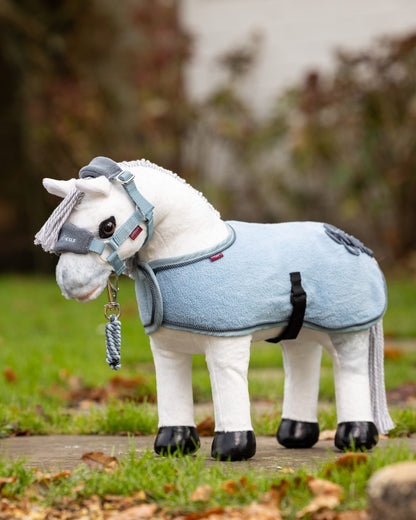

left=210, top=253, right=223, bottom=262
left=129, top=225, right=143, bottom=240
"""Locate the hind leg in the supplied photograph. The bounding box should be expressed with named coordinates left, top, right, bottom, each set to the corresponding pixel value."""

left=277, top=332, right=322, bottom=448
left=328, top=330, right=378, bottom=450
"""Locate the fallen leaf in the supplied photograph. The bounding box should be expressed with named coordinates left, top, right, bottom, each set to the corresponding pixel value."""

left=196, top=416, right=215, bottom=436
left=308, top=478, right=343, bottom=497
left=0, top=476, right=17, bottom=490
left=296, top=495, right=341, bottom=519
left=338, top=511, right=369, bottom=519
left=241, top=501, right=283, bottom=519
left=319, top=430, right=336, bottom=441
left=262, top=481, right=290, bottom=507
left=35, top=470, right=71, bottom=485
left=336, top=452, right=367, bottom=468
left=81, top=451, right=118, bottom=472
left=279, top=467, right=295, bottom=474
left=384, top=347, right=403, bottom=360
left=324, top=453, right=368, bottom=477
left=109, top=503, right=158, bottom=520
left=164, top=482, right=178, bottom=494
left=180, top=507, right=225, bottom=520
left=3, top=367, right=17, bottom=383
left=296, top=478, right=343, bottom=519
left=221, top=480, right=237, bottom=495
left=190, top=484, right=213, bottom=502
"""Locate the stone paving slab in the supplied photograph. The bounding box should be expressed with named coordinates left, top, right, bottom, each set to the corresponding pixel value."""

left=1, top=435, right=415, bottom=473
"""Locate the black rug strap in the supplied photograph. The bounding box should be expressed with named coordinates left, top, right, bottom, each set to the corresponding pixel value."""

left=266, top=271, right=307, bottom=344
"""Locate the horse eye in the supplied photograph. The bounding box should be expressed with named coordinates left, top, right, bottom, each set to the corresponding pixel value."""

left=99, top=216, right=116, bottom=238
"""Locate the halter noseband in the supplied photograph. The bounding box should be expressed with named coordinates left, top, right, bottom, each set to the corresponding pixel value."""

left=54, top=156, right=154, bottom=275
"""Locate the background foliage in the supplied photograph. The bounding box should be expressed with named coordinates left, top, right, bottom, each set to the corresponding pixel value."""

left=185, top=33, right=416, bottom=265
left=1, top=2, right=415, bottom=271
left=0, top=0, right=190, bottom=272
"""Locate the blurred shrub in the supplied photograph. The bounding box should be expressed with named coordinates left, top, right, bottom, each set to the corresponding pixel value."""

left=0, top=0, right=191, bottom=271
left=186, top=33, right=416, bottom=264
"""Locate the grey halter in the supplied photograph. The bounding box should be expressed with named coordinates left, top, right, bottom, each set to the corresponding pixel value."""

left=54, top=156, right=154, bottom=275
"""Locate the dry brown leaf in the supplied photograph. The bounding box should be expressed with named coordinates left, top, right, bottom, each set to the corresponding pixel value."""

left=319, top=430, right=336, bottom=441
left=337, top=510, right=369, bottom=520
left=190, top=484, right=213, bottom=502
left=3, top=367, right=17, bottom=383
left=296, top=478, right=343, bottom=519
left=35, top=470, right=71, bottom=485
left=164, top=482, right=178, bottom=494
left=180, top=507, right=225, bottom=520
left=309, top=510, right=339, bottom=519
left=108, top=503, right=158, bottom=520
left=81, top=451, right=118, bottom=471
left=280, top=467, right=295, bottom=474
left=336, top=453, right=367, bottom=468
left=221, top=480, right=237, bottom=495
left=324, top=453, right=368, bottom=476
left=308, top=478, right=343, bottom=497
left=296, top=495, right=341, bottom=519
left=0, top=476, right=17, bottom=490
left=262, top=481, right=289, bottom=508
left=240, top=501, right=283, bottom=519
left=384, top=347, right=403, bottom=360
left=196, top=416, right=216, bottom=437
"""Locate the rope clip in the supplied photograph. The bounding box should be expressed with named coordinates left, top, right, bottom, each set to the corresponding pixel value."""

left=105, top=274, right=121, bottom=320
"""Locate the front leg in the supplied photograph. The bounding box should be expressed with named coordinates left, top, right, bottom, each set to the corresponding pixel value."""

left=205, top=336, right=256, bottom=461
left=150, top=342, right=200, bottom=455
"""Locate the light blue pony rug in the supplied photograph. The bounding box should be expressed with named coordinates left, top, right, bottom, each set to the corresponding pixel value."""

left=135, top=220, right=387, bottom=338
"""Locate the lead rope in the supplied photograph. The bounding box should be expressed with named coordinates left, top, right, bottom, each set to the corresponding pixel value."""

left=104, top=274, right=122, bottom=370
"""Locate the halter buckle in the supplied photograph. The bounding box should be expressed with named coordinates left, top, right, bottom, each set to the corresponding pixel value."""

left=115, top=170, right=135, bottom=185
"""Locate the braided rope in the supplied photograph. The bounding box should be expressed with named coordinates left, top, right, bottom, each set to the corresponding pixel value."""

left=105, top=314, right=121, bottom=370
left=34, top=188, right=84, bottom=252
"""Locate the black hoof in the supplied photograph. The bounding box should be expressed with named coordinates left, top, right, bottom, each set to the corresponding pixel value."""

left=211, top=431, right=256, bottom=461
left=154, top=426, right=200, bottom=456
left=277, top=419, right=320, bottom=448
left=335, top=421, right=379, bottom=451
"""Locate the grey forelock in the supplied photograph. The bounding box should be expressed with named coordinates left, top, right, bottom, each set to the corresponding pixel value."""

left=79, top=156, right=122, bottom=179
left=55, top=222, right=94, bottom=254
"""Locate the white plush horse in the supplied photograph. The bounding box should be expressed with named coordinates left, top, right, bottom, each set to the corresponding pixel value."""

left=35, top=157, right=394, bottom=461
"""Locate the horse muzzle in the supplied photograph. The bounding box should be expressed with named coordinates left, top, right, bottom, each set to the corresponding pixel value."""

left=56, top=252, right=111, bottom=302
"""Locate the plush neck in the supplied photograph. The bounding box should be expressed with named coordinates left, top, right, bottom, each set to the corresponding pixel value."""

left=119, top=161, right=229, bottom=263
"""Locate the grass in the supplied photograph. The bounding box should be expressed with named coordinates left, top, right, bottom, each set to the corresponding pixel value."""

left=0, top=273, right=416, bottom=436
left=0, top=441, right=414, bottom=518
left=0, top=272, right=415, bottom=517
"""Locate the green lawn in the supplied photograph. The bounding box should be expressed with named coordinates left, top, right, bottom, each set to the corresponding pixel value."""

left=0, top=273, right=415, bottom=435
left=0, top=273, right=415, bottom=518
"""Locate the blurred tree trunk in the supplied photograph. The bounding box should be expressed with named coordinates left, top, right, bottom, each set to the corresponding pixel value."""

left=0, top=0, right=191, bottom=273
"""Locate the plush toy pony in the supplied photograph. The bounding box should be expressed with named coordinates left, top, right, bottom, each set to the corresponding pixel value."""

left=35, top=156, right=393, bottom=461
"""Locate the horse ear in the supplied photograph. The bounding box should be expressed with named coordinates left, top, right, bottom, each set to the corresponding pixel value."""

left=42, top=178, right=77, bottom=198
left=75, top=176, right=111, bottom=196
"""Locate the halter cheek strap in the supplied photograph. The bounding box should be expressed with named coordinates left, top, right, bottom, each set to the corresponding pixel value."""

left=55, top=157, right=155, bottom=275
